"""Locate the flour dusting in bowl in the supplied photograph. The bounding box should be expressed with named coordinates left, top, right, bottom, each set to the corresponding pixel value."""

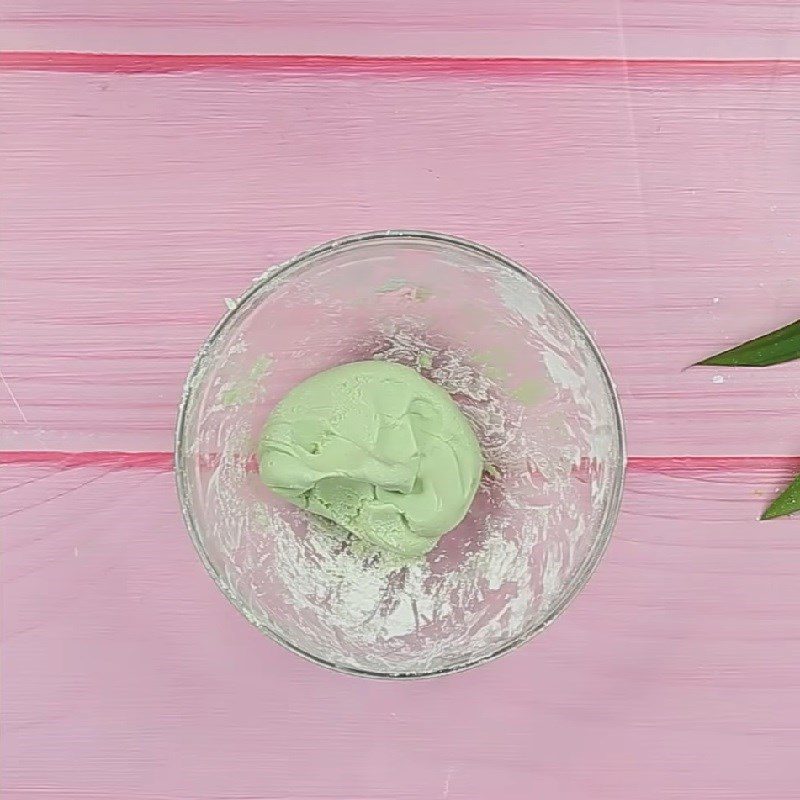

left=175, top=231, right=625, bottom=677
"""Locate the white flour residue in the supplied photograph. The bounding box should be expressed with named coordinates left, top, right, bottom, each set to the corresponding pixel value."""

left=259, top=506, right=541, bottom=670
left=201, top=320, right=582, bottom=674
left=188, top=276, right=619, bottom=675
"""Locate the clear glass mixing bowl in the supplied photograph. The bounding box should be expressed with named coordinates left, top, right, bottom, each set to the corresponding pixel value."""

left=175, top=231, right=625, bottom=678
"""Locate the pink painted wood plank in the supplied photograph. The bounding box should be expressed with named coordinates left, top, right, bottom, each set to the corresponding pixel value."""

left=2, top=0, right=799, bottom=59
left=3, top=65, right=800, bottom=455
left=3, top=462, right=800, bottom=799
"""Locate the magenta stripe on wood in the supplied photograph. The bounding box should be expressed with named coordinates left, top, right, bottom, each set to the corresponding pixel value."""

left=3, top=451, right=800, bottom=478
left=0, top=450, right=174, bottom=470
left=3, top=51, right=800, bottom=76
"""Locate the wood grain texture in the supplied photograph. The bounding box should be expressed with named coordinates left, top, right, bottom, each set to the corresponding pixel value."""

left=2, top=0, right=799, bottom=59
left=3, top=65, right=800, bottom=454
left=4, top=3, right=800, bottom=797
left=4, top=462, right=800, bottom=799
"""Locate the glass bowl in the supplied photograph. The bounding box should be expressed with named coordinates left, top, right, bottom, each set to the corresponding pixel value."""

left=175, top=231, right=625, bottom=678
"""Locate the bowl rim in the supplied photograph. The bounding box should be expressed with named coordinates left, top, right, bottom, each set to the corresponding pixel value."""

left=175, top=229, right=627, bottom=679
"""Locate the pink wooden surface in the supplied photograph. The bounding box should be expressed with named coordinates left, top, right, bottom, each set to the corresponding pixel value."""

left=3, top=9, right=800, bottom=800
left=2, top=1, right=800, bottom=58
left=3, top=61, right=800, bottom=455
left=4, top=459, right=800, bottom=799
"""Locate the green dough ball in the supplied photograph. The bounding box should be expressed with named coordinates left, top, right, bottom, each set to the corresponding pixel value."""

left=258, top=360, right=483, bottom=557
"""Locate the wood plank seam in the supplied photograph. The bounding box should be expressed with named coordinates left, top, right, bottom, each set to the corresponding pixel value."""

left=2, top=51, right=800, bottom=75
left=2, top=452, right=799, bottom=473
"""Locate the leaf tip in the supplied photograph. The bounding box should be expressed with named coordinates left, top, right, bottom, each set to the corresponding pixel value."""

left=692, top=355, right=724, bottom=368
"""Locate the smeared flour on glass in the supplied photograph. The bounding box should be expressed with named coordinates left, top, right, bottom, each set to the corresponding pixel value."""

left=184, top=252, right=619, bottom=675
left=254, top=321, right=545, bottom=671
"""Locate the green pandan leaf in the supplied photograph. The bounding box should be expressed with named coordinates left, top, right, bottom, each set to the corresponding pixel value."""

left=762, top=472, right=800, bottom=520
left=695, top=319, right=800, bottom=367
